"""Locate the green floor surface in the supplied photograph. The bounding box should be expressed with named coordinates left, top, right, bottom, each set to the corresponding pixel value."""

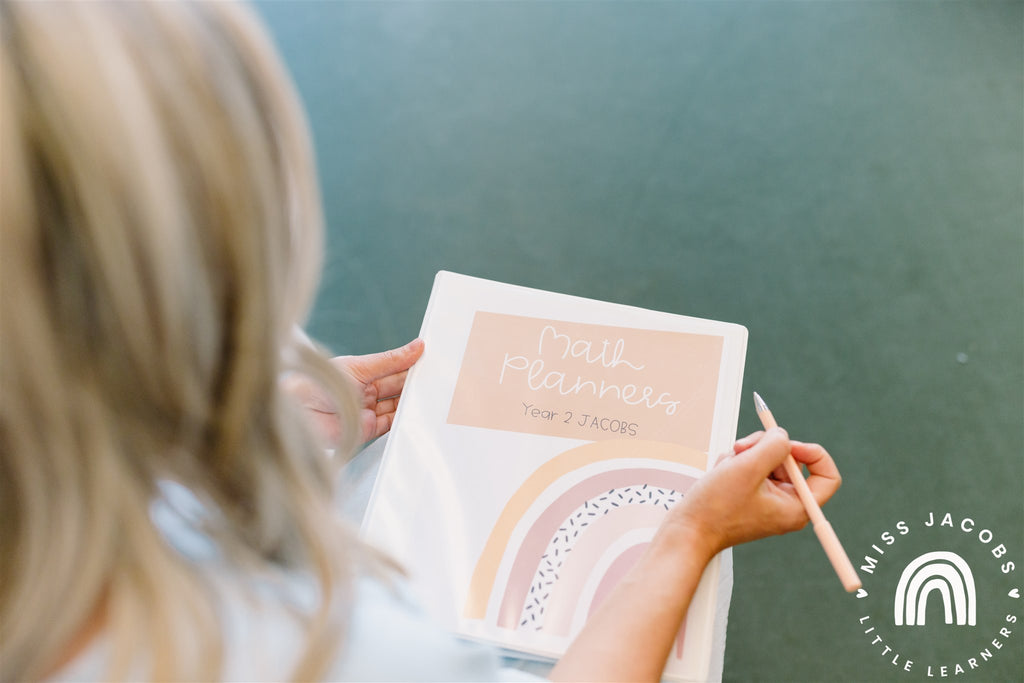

left=257, top=2, right=1023, bottom=680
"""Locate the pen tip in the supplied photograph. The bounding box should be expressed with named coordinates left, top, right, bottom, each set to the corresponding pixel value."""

left=753, top=391, right=767, bottom=413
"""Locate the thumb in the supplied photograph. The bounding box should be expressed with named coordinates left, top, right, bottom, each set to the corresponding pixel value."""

left=335, top=338, right=424, bottom=383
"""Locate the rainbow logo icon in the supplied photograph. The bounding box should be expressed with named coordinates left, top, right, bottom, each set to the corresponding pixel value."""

left=894, top=551, right=977, bottom=627
left=463, top=439, right=717, bottom=676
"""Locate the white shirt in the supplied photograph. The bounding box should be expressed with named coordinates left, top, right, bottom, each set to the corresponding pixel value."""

left=51, top=479, right=546, bottom=682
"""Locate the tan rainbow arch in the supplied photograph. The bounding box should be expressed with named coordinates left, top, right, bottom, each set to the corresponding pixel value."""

left=463, top=439, right=707, bottom=620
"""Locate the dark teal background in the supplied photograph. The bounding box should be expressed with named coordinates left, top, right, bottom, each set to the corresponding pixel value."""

left=255, top=1, right=1023, bottom=680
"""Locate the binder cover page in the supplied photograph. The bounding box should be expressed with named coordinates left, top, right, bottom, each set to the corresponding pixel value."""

left=362, top=271, right=748, bottom=681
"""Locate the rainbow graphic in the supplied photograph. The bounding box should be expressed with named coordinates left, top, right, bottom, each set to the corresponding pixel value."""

left=894, top=551, right=976, bottom=626
left=462, top=440, right=711, bottom=672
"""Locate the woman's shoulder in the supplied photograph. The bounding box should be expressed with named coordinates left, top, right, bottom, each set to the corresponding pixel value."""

left=53, top=482, right=543, bottom=682
left=54, top=568, right=538, bottom=682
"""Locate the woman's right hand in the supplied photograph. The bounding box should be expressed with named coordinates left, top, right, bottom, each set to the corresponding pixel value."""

left=660, top=428, right=843, bottom=561
left=551, top=429, right=842, bottom=682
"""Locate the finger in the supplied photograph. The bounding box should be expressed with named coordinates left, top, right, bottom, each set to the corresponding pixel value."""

left=732, top=430, right=765, bottom=455
left=366, top=410, right=397, bottom=442
left=733, top=427, right=790, bottom=479
left=711, top=448, right=737, bottom=467
left=374, top=395, right=399, bottom=417
left=769, top=464, right=789, bottom=482
left=359, top=411, right=380, bottom=443
left=335, top=338, right=424, bottom=383
left=790, top=440, right=841, bottom=505
left=372, top=369, right=410, bottom=402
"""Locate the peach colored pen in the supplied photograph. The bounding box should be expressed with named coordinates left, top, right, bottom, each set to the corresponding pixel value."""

left=753, top=392, right=862, bottom=592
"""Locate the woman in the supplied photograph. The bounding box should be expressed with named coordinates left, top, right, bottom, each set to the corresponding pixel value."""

left=0, top=1, right=841, bottom=680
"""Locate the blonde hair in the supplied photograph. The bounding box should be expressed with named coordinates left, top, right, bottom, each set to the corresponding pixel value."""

left=0, top=1, right=370, bottom=679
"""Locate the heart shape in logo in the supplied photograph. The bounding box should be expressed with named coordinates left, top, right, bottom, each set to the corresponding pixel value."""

left=856, top=588, right=868, bottom=599
left=1010, top=588, right=1020, bottom=599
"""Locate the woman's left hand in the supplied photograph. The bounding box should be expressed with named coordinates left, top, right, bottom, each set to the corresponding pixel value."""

left=285, top=338, right=425, bottom=446
left=335, top=338, right=425, bottom=443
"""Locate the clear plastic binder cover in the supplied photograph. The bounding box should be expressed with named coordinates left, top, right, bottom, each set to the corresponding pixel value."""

left=362, top=271, right=747, bottom=681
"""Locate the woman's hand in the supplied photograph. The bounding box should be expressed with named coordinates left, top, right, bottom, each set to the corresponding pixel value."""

left=284, top=338, right=425, bottom=446
left=663, top=428, right=842, bottom=561
left=334, top=338, right=425, bottom=444
left=552, top=428, right=842, bottom=682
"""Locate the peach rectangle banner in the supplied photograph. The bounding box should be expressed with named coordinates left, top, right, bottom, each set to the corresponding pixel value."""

left=447, top=312, right=723, bottom=450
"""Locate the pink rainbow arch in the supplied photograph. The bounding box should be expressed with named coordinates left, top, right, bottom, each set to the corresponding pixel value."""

left=586, top=543, right=687, bottom=660
left=495, top=469, right=697, bottom=629
left=542, top=504, right=670, bottom=635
